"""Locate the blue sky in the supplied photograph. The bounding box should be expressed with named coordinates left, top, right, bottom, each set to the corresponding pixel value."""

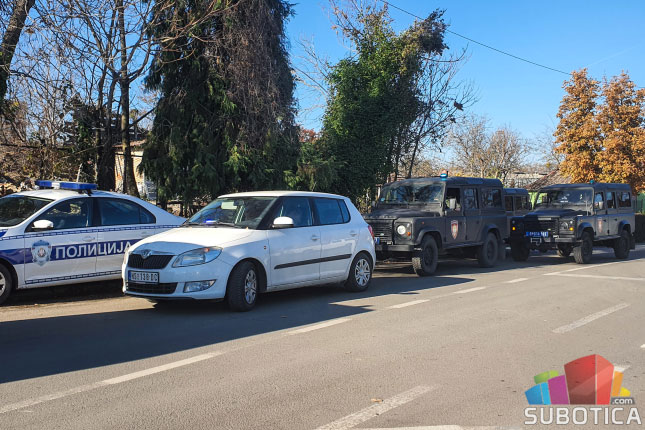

left=286, top=0, right=645, bottom=140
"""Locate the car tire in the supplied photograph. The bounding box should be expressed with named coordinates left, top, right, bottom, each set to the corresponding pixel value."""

left=226, top=261, right=259, bottom=312
left=613, top=229, right=631, bottom=260
left=412, top=235, right=438, bottom=276
left=573, top=231, right=593, bottom=264
left=477, top=232, right=499, bottom=268
left=557, top=245, right=572, bottom=258
left=345, top=252, right=373, bottom=292
left=0, top=264, right=14, bottom=306
left=510, top=240, right=530, bottom=261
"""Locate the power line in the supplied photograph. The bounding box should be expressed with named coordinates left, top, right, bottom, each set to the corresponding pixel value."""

left=377, top=0, right=572, bottom=76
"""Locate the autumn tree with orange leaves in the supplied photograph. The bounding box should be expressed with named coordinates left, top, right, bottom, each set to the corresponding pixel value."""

left=555, top=69, right=645, bottom=193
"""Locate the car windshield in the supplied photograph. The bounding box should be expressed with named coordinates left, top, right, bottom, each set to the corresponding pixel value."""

left=534, top=189, right=593, bottom=210
left=186, top=196, right=276, bottom=229
left=379, top=181, right=443, bottom=205
left=0, top=195, right=53, bottom=227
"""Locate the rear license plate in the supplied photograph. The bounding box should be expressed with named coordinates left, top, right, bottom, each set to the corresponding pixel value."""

left=526, top=231, right=549, bottom=238
left=128, top=271, right=159, bottom=284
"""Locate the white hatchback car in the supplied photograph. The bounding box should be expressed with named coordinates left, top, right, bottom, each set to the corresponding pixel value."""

left=123, top=191, right=376, bottom=311
left=0, top=181, right=185, bottom=304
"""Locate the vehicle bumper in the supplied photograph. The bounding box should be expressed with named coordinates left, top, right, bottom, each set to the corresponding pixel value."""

left=511, top=235, right=579, bottom=248
left=122, top=259, right=233, bottom=300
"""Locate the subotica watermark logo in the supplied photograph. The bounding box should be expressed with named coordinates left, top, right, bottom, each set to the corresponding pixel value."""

left=524, top=354, right=641, bottom=425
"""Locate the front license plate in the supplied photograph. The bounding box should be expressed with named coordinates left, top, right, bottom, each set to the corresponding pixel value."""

left=526, top=231, right=549, bottom=238
left=128, top=271, right=159, bottom=284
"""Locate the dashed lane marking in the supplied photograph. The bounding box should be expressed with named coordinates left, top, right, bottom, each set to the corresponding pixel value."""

left=504, top=278, right=529, bottom=284
left=452, top=287, right=487, bottom=294
left=552, top=303, right=630, bottom=334
left=288, top=318, right=351, bottom=335
left=387, top=299, right=430, bottom=309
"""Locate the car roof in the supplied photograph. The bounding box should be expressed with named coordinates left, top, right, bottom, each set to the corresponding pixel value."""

left=504, top=188, right=529, bottom=195
left=218, top=190, right=348, bottom=199
left=541, top=183, right=631, bottom=191
left=9, top=189, right=146, bottom=201
left=385, top=176, right=503, bottom=187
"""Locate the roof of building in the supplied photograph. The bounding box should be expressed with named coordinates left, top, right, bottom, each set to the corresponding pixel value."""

left=525, top=169, right=571, bottom=191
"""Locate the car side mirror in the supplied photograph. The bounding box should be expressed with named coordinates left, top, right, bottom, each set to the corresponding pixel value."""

left=272, top=216, right=294, bottom=229
left=447, top=198, right=457, bottom=211
left=32, top=219, right=54, bottom=231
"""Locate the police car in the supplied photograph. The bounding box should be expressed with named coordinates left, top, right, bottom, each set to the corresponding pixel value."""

left=122, top=191, right=376, bottom=311
left=0, top=180, right=184, bottom=304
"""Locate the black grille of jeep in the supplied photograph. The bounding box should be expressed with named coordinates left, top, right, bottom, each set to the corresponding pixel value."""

left=369, top=221, right=393, bottom=243
left=524, top=218, right=558, bottom=233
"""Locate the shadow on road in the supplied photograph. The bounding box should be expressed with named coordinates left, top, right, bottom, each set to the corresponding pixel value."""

left=0, top=273, right=472, bottom=384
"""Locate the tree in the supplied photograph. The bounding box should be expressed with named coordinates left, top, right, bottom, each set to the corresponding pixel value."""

left=554, top=69, right=602, bottom=183
left=555, top=69, right=645, bottom=192
left=0, top=0, right=36, bottom=113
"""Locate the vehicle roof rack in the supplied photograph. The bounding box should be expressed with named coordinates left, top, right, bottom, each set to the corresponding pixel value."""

left=35, top=180, right=98, bottom=195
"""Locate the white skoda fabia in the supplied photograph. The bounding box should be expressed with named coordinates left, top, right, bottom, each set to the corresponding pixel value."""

left=123, top=191, right=376, bottom=311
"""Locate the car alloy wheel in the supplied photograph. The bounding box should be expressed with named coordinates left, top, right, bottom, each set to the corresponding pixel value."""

left=0, top=272, right=5, bottom=296
left=354, top=258, right=371, bottom=287
left=244, top=269, right=257, bottom=304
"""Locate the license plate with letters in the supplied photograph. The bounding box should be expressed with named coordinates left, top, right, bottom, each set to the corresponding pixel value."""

left=525, top=231, right=549, bottom=238
left=128, top=271, right=159, bottom=284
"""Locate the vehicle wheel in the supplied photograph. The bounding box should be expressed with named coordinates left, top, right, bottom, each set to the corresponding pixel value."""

left=573, top=231, right=593, bottom=264
left=412, top=235, right=438, bottom=276
left=510, top=240, right=530, bottom=262
left=345, top=252, right=373, bottom=292
left=226, top=261, right=258, bottom=312
left=0, top=264, right=14, bottom=306
left=557, top=245, right=572, bottom=258
left=613, top=229, right=631, bottom=260
left=477, top=233, right=499, bottom=268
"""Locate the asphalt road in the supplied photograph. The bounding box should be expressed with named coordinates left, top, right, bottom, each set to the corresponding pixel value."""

left=1, top=246, right=644, bottom=430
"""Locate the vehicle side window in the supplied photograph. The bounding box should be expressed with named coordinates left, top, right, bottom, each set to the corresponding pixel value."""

left=32, top=198, right=92, bottom=230
left=275, top=197, right=313, bottom=228
left=482, top=188, right=503, bottom=209
left=338, top=200, right=351, bottom=223
left=521, top=196, right=531, bottom=210
left=619, top=191, right=632, bottom=208
left=463, top=188, right=478, bottom=210
left=98, top=198, right=156, bottom=226
left=594, top=192, right=604, bottom=210
left=445, top=188, right=461, bottom=211
left=606, top=191, right=616, bottom=210
left=504, top=195, right=514, bottom=211
left=314, top=198, right=344, bottom=225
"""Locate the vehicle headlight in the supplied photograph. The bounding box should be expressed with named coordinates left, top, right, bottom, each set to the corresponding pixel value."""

left=395, top=223, right=411, bottom=237
left=559, top=219, right=575, bottom=233
left=172, top=247, right=222, bottom=267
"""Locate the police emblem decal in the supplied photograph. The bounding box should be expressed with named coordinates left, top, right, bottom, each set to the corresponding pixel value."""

left=451, top=220, right=459, bottom=240
left=31, top=240, right=52, bottom=266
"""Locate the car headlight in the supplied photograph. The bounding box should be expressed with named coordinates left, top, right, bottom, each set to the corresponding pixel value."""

left=172, top=247, right=222, bottom=267
left=559, top=219, right=575, bottom=233
left=395, top=223, right=411, bottom=237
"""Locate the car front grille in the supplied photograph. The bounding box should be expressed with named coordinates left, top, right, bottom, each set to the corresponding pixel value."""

left=369, top=220, right=394, bottom=243
left=524, top=218, right=558, bottom=233
left=127, top=282, right=178, bottom=295
left=128, top=254, right=173, bottom=269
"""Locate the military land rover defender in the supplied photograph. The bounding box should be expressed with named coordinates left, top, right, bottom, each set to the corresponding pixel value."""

left=509, top=182, right=636, bottom=264
left=364, top=176, right=507, bottom=276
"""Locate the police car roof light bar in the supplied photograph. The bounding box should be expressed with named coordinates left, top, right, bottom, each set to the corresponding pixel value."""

left=35, top=180, right=98, bottom=195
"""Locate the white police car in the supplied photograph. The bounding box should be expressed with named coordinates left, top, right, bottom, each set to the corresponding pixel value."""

left=123, top=191, right=376, bottom=311
left=0, top=180, right=184, bottom=304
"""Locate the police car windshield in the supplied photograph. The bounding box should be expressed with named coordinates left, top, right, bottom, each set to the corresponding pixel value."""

left=0, top=195, right=53, bottom=227
left=186, top=197, right=277, bottom=229
left=534, top=189, right=593, bottom=210
left=379, top=182, right=443, bottom=205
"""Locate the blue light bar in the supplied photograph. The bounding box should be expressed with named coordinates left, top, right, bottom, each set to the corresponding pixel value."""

left=440, top=172, right=448, bottom=181
left=35, top=180, right=98, bottom=191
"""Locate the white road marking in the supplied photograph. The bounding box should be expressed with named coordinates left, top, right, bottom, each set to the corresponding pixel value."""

left=641, top=344, right=645, bottom=350
left=552, top=303, right=630, bottom=334
left=288, top=318, right=351, bottom=335
left=0, top=352, right=221, bottom=414
left=314, top=385, right=438, bottom=430
left=545, top=273, right=645, bottom=282
left=453, top=287, right=487, bottom=294
left=505, top=278, right=529, bottom=284
left=387, top=299, right=429, bottom=309
left=359, top=426, right=520, bottom=430
left=545, top=261, right=625, bottom=276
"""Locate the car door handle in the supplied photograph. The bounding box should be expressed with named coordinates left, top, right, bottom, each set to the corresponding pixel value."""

left=82, top=235, right=95, bottom=242
left=349, top=230, right=358, bottom=237
left=311, top=235, right=320, bottom=241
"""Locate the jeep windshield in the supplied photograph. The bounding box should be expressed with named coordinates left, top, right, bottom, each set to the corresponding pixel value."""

left=534, top=189, right=593, bottom=211
left=0, top=195, right=53, bottom=227
left=378, top=181, right=443, bottom=206
left=185, top=196, right=276, bottom=229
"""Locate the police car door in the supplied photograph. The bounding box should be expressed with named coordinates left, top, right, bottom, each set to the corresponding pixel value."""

left=23, top=197, right=98, bottom=286
left=95, top=197, right=157, bottom=274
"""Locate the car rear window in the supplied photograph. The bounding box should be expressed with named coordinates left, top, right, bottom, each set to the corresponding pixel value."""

left=314, top=198, right=345, bottom=225
left=98, top=198, right=156, bottom=226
